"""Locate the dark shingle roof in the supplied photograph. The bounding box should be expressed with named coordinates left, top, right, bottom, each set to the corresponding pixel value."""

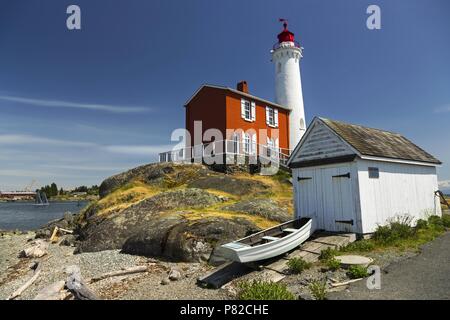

left=320, top=118, right=441, bottom=165
left=184, top=84, right=290, bottom=110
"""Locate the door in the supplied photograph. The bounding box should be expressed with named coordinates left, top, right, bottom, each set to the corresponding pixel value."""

left=325, top=165, right=356, bottom=232
left=297, top=169, right=319, bottom=227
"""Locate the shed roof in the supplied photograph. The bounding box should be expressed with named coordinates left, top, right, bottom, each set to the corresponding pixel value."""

left=319, top=117, right=441, bottom=165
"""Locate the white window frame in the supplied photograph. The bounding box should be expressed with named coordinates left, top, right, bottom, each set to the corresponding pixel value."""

left=243, top=133, right=251, bottom=154
left=267, top=138, right=274, bottom=157
left=266, top=106, right=278, bottom=127
left=232, top=133, right=240, bottom=154
left=241, top=99, right=256, bottom=122
left=244, top=101, right=251, bottom=120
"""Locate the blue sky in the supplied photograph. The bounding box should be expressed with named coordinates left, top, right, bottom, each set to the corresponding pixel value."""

left=0, top=0, right=449, bottom=191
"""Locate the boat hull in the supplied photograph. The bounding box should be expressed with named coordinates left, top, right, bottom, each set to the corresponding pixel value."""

left=219, top=218, right=313, bottom=263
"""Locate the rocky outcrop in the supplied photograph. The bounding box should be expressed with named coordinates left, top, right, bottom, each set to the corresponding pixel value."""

left=187, top=176, right=270, bottom=196
left=223, top=199, right=292, bottom=223
left=99, top=163, right=212, bottom=198
left=122, top=216, right=258, bottom=263
left=75, top=188, right=261, bottom=263
left=74, top=162, right=292, bottom=264
left=35, top=212, right=77, bottom=239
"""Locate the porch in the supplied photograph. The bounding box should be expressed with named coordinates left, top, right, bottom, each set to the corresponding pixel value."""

left=158, top=139, right=292, bottom=171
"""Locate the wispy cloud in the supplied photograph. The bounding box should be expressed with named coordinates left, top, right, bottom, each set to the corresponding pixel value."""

left=0, top=169, right=62, bottom=178
left=0, top=134, right=95, bottom=147
left=0, top=133, right=173, bottom=157
left=39, top=164, right=127, bottom=172
left=434, top=104, right=450, bottom=113
left=103, top=144, right=173, bottom=155
left=0, top=95, right=152, bottom=114
left=439, top=180, right=450, bottom=188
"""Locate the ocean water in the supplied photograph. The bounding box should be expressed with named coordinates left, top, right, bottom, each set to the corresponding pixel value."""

left=0, top=201, right=88, bottom=231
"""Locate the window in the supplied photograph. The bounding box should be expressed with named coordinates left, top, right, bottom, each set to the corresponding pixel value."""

left=277, top=62, right=281, bottom=74
left=232, top=133, right=240, bottom=154
left=300, top=118, right=305, bottom=130
left=243, top=133, right=251, bottom=154
left=244, top=101, right=251, bottom=120
left=266, top=106, right=278, bottom=127
left=268, top=108, right=275, bottom=126
left=368, top=167, right=379, bottom=179
left=267, top=138, right=275, bottom=157
left=241, top=99, right=255, bottom=121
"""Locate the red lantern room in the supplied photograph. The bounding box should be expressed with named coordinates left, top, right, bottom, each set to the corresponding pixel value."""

left=277, top=20, right=295, bottom=43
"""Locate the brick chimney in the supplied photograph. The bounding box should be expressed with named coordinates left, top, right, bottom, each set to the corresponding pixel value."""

left=236, top=81, right=249, bottom=93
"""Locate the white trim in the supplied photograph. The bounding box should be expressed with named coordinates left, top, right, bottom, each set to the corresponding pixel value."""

left=242, top=99, right=252, bottom=122
left=266, top=106, right=277, bottom=127
left=251, top=101, right=256, bottom=121
left=287, top=117, right=356, bottom=166
left=274, top=108, right=279, bottom=127
left=359, top=155, right=440, bottom=167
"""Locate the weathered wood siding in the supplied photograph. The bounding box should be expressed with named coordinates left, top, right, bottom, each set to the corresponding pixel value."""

left=357, top=159, right=442, bottom=233
left=291, top=121, right=354, bottom=163
left=292, top=161, right=362, bottom=233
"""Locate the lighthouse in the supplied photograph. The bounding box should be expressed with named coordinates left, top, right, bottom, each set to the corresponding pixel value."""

left=271, top=20, right=306, bottom=150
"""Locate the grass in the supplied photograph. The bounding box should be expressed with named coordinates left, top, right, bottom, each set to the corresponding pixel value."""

left=308, top=281, right=327, bottom=300
left=340, top=214, right=448, bottom=254
left=237, top=280, right=295, bottom=300
left=287, top=257, right=312, bottom=274
left=325, top=257, right=341, bottom=271
left=318, top=247, right=339, bottom=261
left=347, top=265, right=369, bottom=279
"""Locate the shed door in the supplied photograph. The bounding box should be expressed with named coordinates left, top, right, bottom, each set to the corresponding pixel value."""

left=297, top=169, right=318, bottom=224
left=322, top=166, right=356, bottom=232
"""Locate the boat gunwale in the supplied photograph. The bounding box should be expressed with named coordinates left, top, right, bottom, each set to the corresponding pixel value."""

left=222, top=218, right=312, bottom=252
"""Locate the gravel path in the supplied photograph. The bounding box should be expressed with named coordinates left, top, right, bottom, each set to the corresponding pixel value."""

left=0, top=232, right=229, bottom=300
left=328, top=232, right=450, bottom=300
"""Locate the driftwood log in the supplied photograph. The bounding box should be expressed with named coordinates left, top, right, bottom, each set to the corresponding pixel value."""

left=49, top=227, right=74, bottom=243
left=33, top=280, right=67, bottom=300
left=65, top=265, right=100, bottom=300
left=19, top=240, right=48, bottom=258
left=330, top=278, right=363, bottom=287
left=7, top=262, right=42, bottom=300
left=89, top=266, right=148, bottom=283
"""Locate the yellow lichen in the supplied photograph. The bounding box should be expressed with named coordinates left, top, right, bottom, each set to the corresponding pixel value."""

left=96, top=182, right=161, bottom=216
left=181, top=210, right=279, bottom=229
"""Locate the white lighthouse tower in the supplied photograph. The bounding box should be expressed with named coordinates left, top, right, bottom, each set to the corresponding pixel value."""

left=271, top=20, right=306, bottom=150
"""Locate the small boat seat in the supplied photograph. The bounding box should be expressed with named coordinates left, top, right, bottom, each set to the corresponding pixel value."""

left=283, top=228, right=298, bottom=233
left=262, top=236, right=279, bottom=241
left=223, top=242, right=250, bottom=249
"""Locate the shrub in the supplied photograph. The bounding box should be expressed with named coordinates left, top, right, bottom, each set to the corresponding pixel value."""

left=415, top=219, right=428, bottom=230
left=287, top=257, right=312, bottom=274
left=319, top=247, right=339, bottom=261
left=308, top=280, right=327, bottom=300
left=427, top=215, right=445, bottom=230
left=442, top=214, right=450, bottom=228
left=347, top=265, right=369, bottom=279
left=325, top=257, right=341, bottom=271
left=237, top=280, right=295, bottom=300
left=372, top=216, right=416, bottom=245
left=340, top=239, right=375, bottom=252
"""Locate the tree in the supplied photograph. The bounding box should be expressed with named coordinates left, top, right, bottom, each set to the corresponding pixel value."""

left=59, top=188, right=64, bottom=196
left=50, top=183, right=58, bottom=197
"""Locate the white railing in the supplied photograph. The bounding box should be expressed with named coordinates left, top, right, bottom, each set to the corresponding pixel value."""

left=159, top=140, right=292, bottom=168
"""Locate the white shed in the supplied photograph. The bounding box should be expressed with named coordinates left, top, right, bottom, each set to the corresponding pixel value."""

left=287, top=117, right=442, bottom=235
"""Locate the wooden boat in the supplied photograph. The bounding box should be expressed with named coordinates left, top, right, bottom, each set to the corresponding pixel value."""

left=219, top=217, right=313, bottom=263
